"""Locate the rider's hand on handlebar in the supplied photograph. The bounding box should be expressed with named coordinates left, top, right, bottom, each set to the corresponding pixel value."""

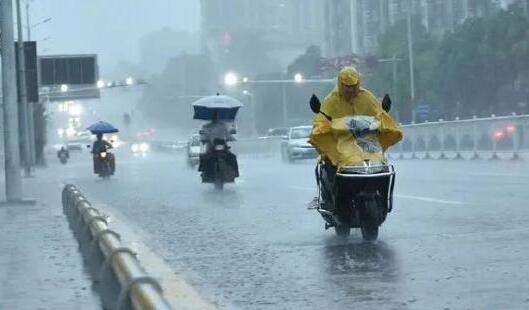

left=369, top=120, right=380, bottom=132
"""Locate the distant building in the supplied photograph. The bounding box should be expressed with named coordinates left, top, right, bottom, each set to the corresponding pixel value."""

left=200, top=0, right=324, bottom=70
left=323, top=0, right=353, bottom=57
left=502, top=0, right=529, bottom=14
left=325, top=0, right=506, bottom=57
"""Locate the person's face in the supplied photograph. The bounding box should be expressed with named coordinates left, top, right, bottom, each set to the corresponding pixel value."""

left=343, top=84, right=359, bottom=99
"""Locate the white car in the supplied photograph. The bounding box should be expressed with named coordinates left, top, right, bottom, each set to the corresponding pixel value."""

left=130, top=141, right=150, bottom=156
left=66, top=130, right=93, bottom=151
left=281, top=126, right=317, bottom=162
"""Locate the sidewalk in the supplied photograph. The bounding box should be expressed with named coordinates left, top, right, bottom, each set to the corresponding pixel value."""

left=0, top=169, right=100, bottom=309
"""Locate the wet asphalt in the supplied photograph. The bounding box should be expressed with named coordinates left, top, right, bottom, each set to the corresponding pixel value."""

left=54, top=148, right=529, bottom=310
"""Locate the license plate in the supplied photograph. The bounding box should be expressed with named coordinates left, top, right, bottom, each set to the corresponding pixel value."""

left=215, top=145, right=225, bottom=151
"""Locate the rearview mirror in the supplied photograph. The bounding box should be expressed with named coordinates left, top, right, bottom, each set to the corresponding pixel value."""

left=382, top=94, right=392, bottom=113
left=309, top=94, right=321, bottom=114
left=309, top=94, right=332, bottom=121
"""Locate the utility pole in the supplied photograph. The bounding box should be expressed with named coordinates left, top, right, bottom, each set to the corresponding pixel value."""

left=392, top=54, right=400, bottom=122
left=281, top=81, right=288, bottom=127
left=378, top=56, right=402, bottom=121
left=407, top=0, right=416, bottom=123
left=25, top=0, right=37, bottom=165
left=25, top=0, right=31, bottom=40
left=16, top=0, right=32, bottom=176
left=243, top=91, right=257, bottom=137
left=1, top=0, right=24, bottom=202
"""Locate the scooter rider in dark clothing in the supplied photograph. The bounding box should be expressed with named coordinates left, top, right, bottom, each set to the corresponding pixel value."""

left=91, top=133, right=114, bottom=173
left=92, top=133, right=112, bottom=153
left=57, top=146, right=70, bottom=160
left=198, top=112, right=239, bottom=178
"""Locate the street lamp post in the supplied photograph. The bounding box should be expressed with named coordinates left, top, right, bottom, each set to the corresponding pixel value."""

left=25, top=0, right=31, bottom=39
left=243, top=90, right=257, bottom=136
left=407, top=0, right=416, bottom=123
left=281, top=74, right=288, bottom=126
left=25, top=0, right=52, bottom=41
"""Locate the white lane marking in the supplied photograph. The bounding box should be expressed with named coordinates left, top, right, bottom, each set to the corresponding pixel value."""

left=288, top=186, right=464, bottom=205
left=394, top=194, right=464, bottom=205
left=471, top=173, right=529, bottom=178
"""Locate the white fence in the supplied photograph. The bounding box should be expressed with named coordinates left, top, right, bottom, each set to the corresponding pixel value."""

left=150, top=114, right=529, bottom=161
left=392, top=114, right=529, bottom=159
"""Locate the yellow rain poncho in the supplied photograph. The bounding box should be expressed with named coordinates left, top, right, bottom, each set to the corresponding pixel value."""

left=309, top=67, right=403, bottom=168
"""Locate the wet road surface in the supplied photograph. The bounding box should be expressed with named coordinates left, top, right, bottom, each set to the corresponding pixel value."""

left=54, top=149, right=529, bottom=310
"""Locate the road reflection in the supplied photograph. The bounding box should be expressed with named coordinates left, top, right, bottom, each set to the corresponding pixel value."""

left=322, top=237, right=406, bottom=308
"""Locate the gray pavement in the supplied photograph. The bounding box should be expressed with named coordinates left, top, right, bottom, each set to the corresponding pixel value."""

left=0, top=170, right=100, bottom=309
left=51, top=148, right=529, bottom=310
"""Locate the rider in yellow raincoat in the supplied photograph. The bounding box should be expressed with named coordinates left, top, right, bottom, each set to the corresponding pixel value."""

left=309, top=67, right=403, bottom=169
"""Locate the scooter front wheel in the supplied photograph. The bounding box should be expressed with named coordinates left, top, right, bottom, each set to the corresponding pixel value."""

left=335, top=224, right=350, bottom=237
left=214, top=181, right=224, bottom=190
left=359, top=199, right=379, bottom=241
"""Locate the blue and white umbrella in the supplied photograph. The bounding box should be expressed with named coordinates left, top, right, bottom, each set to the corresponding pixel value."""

left=87, top=121, right=119, bottom=134
left=192, top=94, right=243, bottom=121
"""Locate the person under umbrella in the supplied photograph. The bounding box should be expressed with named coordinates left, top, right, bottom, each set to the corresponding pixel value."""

left=91, top=133, right=114, bottom=173
left=198, top=111, right=239, bottom=178
left=86, top=121, right=119, bottom=175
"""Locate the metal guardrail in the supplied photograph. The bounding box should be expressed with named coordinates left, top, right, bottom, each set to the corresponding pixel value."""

left=394, top=114, right=529, bottom=160
left=62, top=185, right=172, bottom=310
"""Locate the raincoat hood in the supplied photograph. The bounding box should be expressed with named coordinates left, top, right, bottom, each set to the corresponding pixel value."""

left=337, top=66, right=361, bottom=96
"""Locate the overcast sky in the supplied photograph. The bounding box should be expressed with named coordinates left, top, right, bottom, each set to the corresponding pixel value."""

left=29, top=0, right=200, bottom=75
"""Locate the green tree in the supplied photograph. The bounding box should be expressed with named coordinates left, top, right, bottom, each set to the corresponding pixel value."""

left=287, top=45, right=322, bottom=78
left=437, top=8, right=529, bottom=117
left=370, top=6, right=529, bottom=122
left=367, top=17, right=440, bottom=122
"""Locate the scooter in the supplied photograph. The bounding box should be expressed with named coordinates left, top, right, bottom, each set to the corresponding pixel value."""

left=95, top=149, right=115, bottom=179
left=309, top=94, right=396, bottom=241
left=199, top=138, right=239, bottom=190
left=58, top=149, right=69, bottom=164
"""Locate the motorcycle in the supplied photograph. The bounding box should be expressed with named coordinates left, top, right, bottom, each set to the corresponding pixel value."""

left=95, top=149, right=115, bottom=178
left=199, top=138, right=239, bottom=190
left=309, top=94, right=397, bottom=241
left=57, top=148, right=69, bottom=164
